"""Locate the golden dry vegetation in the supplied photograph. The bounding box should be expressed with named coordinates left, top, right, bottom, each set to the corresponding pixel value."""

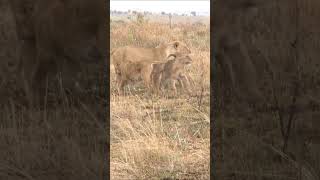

left=0, top=1, right=106, bottom=179
left=213, top=1, right=320, bottom=179
left=110, top=14, right=210, bottom=179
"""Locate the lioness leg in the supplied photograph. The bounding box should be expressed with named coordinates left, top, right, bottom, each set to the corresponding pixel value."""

left=113, top=65, right=125, bottom=95
left=151, top=72, right=162, bottom=94
left=170, top=80, right=178, bottom=96
left=178, top=74, right=192, bottom=94
left=117, top=78, right=128, bottom=95
left=114, top=65, right=122, bottom=84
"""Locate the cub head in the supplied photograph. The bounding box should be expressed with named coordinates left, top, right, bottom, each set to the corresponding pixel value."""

left=175, top=55, right=193, bottom=65
left=164, top=54, right=193, bottom=66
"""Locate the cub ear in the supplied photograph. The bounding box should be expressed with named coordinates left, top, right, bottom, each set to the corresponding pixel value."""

left=167, top=55, right=176, bottom=61
left=151, top=62, right=165, bottom=70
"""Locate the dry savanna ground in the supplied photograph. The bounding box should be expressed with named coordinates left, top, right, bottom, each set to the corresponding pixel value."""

left=110, top=14, right=210, bottom=179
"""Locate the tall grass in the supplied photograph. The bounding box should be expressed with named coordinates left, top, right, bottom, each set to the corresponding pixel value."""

left=110, top=15, right=210, bottom=179
left=0, top=2, right=106, bottom=177
left=213, top=0, right=320, bottom=179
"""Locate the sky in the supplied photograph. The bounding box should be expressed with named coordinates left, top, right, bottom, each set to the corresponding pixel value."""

left=110, top=0, right=210, bottom=16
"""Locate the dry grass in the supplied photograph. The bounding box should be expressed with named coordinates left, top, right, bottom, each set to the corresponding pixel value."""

left=0, top=59, right=106, bottom=179
left=0, top=100, right=106, bottom=180
left=110, top=14, right=210, bottom=179
left=0, top=2, right=106, bottom=179
left=213, top=0, right=320, bottom=179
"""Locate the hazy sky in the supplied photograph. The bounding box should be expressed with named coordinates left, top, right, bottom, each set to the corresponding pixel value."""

left=110, top=1, right=210, bottom=15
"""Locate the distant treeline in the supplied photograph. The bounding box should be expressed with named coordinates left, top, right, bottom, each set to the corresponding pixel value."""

left=110, top=10, right=199, bottom=16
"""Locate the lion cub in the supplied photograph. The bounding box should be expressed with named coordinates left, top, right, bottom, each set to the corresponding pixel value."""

left=150, top=55, right=193, bottom=95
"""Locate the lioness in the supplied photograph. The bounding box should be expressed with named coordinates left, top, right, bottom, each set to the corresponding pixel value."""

left=111, top=41, right=191, bottom=93
left=114, top=54, right=193, bottom=96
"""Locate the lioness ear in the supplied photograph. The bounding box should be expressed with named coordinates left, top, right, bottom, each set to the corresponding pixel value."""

left=151, top=63, right=159, bottom=71
left=173, top=42, right=179, bottom=49
left=151, top=63, right=158, bottom=69
left=151, top=63, right=155, bottom=70
left=151, top=62, right=165, bottom=70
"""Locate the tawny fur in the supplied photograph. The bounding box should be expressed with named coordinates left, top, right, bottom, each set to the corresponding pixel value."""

left=111, top=41, right=191, bottom=93
left=114, top=54, right=193, bottom=96
left=151, top=55, right=193, bottom=95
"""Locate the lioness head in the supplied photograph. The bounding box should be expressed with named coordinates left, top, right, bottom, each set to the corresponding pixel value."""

left=159, top=41, right=191, bottom=58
